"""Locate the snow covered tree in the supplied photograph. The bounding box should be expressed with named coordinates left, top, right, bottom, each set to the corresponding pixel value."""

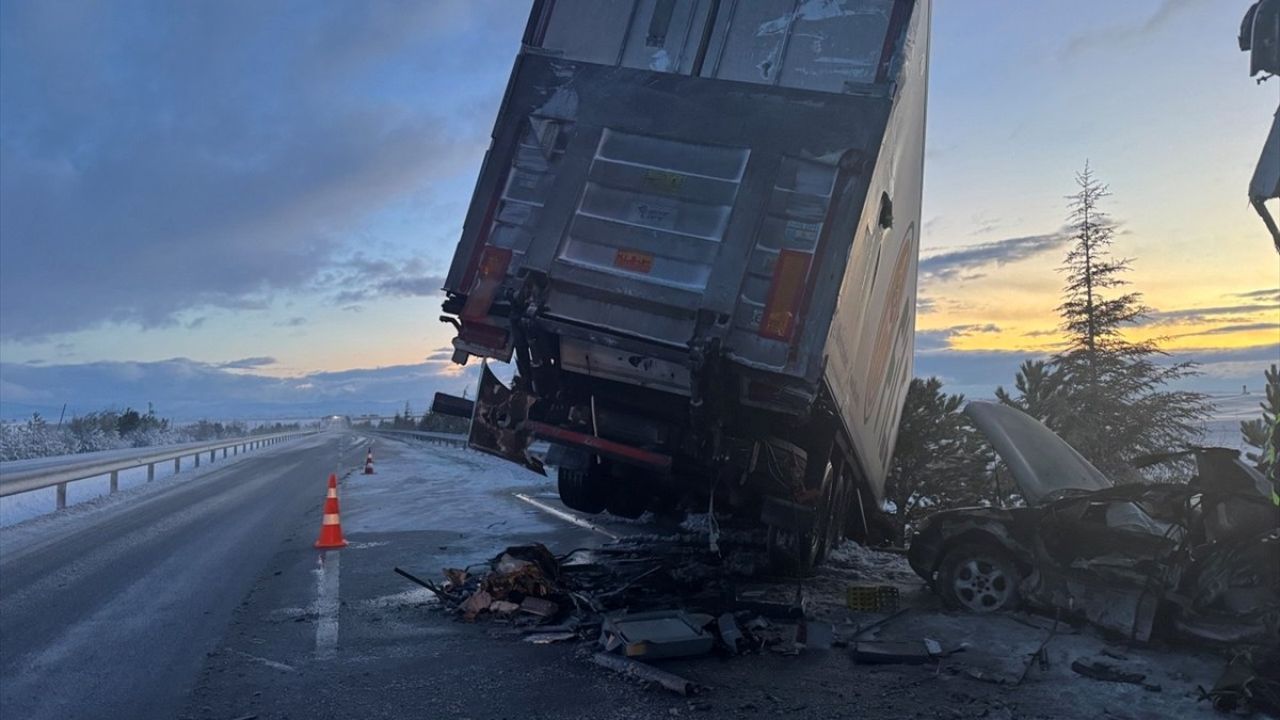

left=1046, top=164, right=1209, bottom=477
left=885, top=378, right=994, bottom=543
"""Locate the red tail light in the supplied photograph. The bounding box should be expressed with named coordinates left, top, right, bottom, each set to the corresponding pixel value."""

left=759, top=249, right=812, bottom=341
left=461, top=246, right=512, bottom=321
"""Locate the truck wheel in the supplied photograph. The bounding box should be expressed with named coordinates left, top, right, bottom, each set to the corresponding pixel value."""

left=557, top=467, right=606, bottom=514
left=767, top=462, right=837, bottom=575
left=937, top=542, right=1021, bottom=613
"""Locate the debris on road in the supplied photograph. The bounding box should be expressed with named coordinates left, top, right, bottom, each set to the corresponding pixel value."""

left=846, top=584, right=899, bottom=612
left=590, top=652, right=700, bottom=697
left=599, top=610, right=713, bottom=659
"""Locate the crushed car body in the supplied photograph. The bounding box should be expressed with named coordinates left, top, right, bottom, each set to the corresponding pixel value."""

left=908, top=401, right=1280, bottom=646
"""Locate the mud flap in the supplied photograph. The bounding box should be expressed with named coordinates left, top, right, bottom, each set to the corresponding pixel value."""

left=468, top=362, right=544, bottom=475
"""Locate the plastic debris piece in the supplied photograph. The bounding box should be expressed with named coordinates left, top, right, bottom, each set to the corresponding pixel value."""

left=718, top=613, right=744, bottom=655
left=846, top=584, right=899, bottom=612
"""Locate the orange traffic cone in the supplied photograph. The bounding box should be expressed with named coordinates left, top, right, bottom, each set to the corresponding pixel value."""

left=315, top=475, right=347, bottom=549
left=364, top=448, right=374, bottom=475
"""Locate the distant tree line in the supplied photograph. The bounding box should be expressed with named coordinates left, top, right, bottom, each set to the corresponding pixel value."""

left=0, top=404, right=301, bottom=462
left=883, top=164, right=1256, bottom=542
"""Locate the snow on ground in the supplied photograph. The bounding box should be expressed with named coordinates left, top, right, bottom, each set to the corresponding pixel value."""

left=340, top=435, right=555, bottom=537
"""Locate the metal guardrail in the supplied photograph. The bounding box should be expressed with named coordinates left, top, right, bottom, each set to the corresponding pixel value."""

left=369, top=429, right=468, bottom=447
left=0, top=431, right=317, bottom=509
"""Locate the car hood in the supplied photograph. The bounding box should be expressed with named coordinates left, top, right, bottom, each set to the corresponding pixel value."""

left=964, top=401, right=1112, bottom=506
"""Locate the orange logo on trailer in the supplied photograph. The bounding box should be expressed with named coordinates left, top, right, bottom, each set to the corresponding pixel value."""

left=614, top=249, right=654, bottom=274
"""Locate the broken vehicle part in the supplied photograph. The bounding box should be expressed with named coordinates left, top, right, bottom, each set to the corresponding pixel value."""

left=909, top=403, right=1280, bottom=645
left=590, top=652, right=698, bottom=697
left=599, top=611, right=714, bottom=660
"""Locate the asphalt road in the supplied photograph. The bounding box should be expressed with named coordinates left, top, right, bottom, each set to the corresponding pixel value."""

left=0, top=433, right=1227, bottom=720
left=0, top=432, right=360, bottom=720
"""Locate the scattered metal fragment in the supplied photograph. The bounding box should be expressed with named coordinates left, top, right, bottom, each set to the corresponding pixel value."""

left=590, top=652, right=699, bottom=697
left=600, top=611, right=714, bottom=659
left=519, top=596, right=559, bottom=618
left=1070, top=659, right=1147, bottom=686
left=851, top=640, right=933, bottom=665
left=524, top=632, right=577, bottom=644
left=393, top=567, right=449, bottom=599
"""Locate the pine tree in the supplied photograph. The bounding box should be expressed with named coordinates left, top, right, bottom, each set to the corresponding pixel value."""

left=1046, top=163, right=1209, bottom=477
left=995, top=359, right=1065, bottom=426
left=885, top=378, right=994, bottom=542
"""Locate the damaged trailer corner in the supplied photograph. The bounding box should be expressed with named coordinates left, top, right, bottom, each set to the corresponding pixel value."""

left=437, top=0, right=933, bottom=573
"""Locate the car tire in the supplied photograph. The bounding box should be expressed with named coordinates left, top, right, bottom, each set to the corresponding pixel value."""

left=937, top=541, right=1021, bottom=613
left=557, top=467, right=607, bottom=514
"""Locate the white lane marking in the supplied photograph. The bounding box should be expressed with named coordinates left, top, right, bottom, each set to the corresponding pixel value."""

left=513, top=493, right=622, bottom=540
left=313, top=552, right=341, bottom=660
left=231, top=649, right=297, bottom=673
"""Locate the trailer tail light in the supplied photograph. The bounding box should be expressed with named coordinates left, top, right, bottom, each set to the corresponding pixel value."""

left=759, top=249, right=812, bottom=340
left=461, top=246, right=512, bottom=321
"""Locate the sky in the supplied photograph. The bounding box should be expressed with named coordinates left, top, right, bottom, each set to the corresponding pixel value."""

left=0, top=0, right=1277, bottom=420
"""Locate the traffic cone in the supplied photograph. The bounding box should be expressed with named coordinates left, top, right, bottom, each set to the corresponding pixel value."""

left=364, top=448, right=374, bottom=475
left=315, top=476, right=347, bottom=549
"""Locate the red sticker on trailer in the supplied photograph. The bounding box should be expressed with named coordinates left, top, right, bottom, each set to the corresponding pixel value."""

left=613, top=249, right=654, bottom=274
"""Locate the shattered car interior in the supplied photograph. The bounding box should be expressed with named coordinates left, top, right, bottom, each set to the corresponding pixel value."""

left=908, top=402, right=1280, bottom=647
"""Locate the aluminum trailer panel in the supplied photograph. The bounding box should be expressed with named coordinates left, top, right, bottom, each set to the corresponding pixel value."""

left=442, top=0, right=929, bottom=543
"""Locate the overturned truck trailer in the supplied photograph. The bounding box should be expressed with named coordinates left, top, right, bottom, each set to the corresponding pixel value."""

left=438, top=0, right=931, bottom=570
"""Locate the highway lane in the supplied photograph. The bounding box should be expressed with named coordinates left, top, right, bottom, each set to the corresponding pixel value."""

left=0, top=431, right=362, bottom=720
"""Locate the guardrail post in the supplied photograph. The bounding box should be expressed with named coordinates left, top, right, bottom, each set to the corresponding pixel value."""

left=56, top=483, right=67, bottom=509
left=209, top=450, right=216, bottom=463
left=147, top=463, right=155, bottom=482
left=175, top=457, right=181, bottom=473
left=195, top=452, right=200, bottom=468
left=222, top=448, right=228, bottom=459
left=110, top=470, right=119, bottom=493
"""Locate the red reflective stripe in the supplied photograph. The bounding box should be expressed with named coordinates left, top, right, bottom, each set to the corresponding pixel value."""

left=759, top=249, right=812, bottom=341
left=524, top=421, right=672, bottom=472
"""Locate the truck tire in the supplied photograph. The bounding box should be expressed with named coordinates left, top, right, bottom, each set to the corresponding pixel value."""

left=937, top=541, right=1021, bottom=613
left=767, top=461, right=838, bottom=575
left=557, top=467, right=607, bottom=514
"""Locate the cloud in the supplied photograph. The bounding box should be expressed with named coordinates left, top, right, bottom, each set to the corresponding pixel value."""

left=1145, top=302, right=1280, bottom=326
left=1175, top=322, right=1280, bottom=338
left=218, top=356, right=277, bottom=369
left=326, top=256, right=446, bottom=305
left=0, top=1, right=519, bottom=340
left=1060, top=0, right=1208, bottom=59
left=919, top=232, right=1068, bottom=283
left=0, top=356, right=480, bottom=420
left=274, top=316, right=308, bottom=328
left=1233, top=288, right=1280, bottom=302
left=916, top=323, right=1001, bottom=352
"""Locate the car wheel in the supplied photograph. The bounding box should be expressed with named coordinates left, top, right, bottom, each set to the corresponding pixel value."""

left=557, top=467, right=606, bottom=514
left=937, top=542, right=1021, bottom=613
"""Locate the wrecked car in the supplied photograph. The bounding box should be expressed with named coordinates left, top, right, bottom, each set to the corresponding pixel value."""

left=908, top=401, right=1280, bottom=645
